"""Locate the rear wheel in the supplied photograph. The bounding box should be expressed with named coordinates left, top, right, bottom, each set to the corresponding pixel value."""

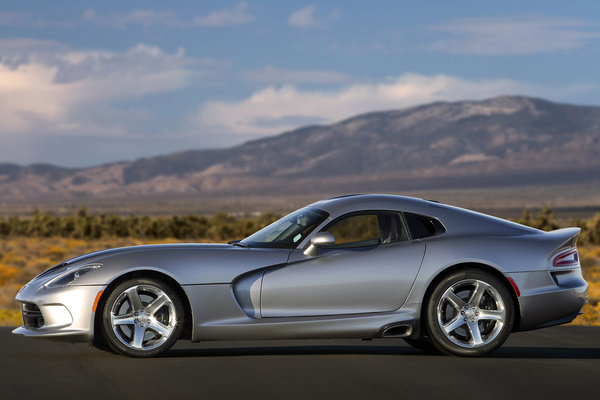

left=102, top=278, right=184, bottom=357
left=426, top=269, right=514, bottom=357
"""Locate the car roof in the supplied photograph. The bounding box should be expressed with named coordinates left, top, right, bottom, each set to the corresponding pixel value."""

left=311, top=194, right=436, bottom=216
left=309, top=193, right=538, bottom=236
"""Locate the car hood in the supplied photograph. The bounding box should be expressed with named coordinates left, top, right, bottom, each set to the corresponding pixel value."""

left=66, top=243, right=293, bottom=285
left=65, top=243, right=232, bottom=266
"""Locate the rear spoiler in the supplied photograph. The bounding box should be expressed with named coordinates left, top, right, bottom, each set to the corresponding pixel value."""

left=545, top=227, right=581, bottom=260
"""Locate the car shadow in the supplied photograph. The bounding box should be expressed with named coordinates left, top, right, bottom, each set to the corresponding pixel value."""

left=165, top=345, right=426, bottom=358
left=163, top=345, right=600, bottom=359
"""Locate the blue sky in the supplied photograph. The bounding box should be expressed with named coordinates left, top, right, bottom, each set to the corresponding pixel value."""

left=1, top=0, right=599, bottom=166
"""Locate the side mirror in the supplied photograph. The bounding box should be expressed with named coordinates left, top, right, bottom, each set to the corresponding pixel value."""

left=304, top=232, right=335, bottom=257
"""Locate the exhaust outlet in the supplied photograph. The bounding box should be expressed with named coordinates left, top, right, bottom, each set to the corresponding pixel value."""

left=381, top=324, right=412, bottom=338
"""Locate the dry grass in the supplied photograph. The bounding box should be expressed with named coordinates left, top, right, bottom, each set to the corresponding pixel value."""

left=1, top=238, right=599, bottom=327
left=571, top=246, right=600, bottom=325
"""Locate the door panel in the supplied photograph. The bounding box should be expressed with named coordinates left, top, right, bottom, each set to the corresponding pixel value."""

left=260, top=241, right=426, bottom=317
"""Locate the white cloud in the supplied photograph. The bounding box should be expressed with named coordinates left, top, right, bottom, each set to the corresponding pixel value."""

left=0, top=11, right=73, bottom=28
left=124, top=9, right=181, bottom=27
left=83, top=8, right=185, bottom=29
left=288, top=5, right=318, bottom=29
left=193, top=2, right=254, bottom=27
left=288, top=5, right=338, bottom=29
left=0, top=37, right=59, bottom=51
left=192, top=73, right=550, bottom=136
left=0, top=12, right=27, bottom=26
left=82, top=4, right=254, bottom=29
left=82, top=9, right=95, bottom=20
left=242, top=66, right=352, bottom=84
left=430, top=16, right=600, bottom=55
left=1, top=5, right=256, bottom=30
left=0, top=41, right=197, bottom=136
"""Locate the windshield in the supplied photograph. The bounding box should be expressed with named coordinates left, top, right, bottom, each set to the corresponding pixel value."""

left=241, top=207, right=329, bottom=249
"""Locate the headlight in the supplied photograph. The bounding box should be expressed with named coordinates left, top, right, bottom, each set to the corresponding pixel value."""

left=44, top=264, right=102, bottom=288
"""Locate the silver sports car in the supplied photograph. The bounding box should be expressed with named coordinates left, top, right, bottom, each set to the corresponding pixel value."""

left=13, top=194, right=588, bottom=357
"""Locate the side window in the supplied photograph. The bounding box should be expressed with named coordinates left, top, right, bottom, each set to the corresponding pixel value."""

left=404, top=213, right=445, bottom=239
left=324, top=212, right=407, bottom=248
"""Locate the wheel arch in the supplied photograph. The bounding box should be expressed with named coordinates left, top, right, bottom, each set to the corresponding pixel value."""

left=93, top=269, right=193, bottom=348
left=417, top=262, right=521, bottom=336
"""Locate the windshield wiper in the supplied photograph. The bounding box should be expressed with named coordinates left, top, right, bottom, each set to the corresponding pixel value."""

left=228, top=240, right=250, bottom=248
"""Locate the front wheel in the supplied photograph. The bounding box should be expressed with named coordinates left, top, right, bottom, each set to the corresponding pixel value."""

left=102, top=278, right=184, bottom=357
left=425, top=269, right=514, bottom=357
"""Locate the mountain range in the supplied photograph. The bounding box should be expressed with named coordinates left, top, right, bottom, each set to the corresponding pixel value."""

left=1, top=95, right=599, bottom=201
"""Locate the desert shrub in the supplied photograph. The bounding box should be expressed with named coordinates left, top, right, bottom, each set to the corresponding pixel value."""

left=582, top=213, right=600, bottom=245
left=517, top=207, right=560, bottom=231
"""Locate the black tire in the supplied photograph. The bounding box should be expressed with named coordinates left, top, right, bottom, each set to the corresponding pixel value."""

left=425, top=269, right=514, bottom=357
left=101, top=277, right=184, bottom=357
left=403, top=336, right=438, bottom=353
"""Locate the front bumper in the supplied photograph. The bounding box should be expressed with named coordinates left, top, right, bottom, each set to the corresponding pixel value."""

left=12, top=282, right=106, bottom=342
left=509, top=269, right=588, bottom=331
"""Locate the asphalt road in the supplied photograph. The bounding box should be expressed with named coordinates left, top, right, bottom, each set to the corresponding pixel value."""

left=1, top=325, right=598, bottom=400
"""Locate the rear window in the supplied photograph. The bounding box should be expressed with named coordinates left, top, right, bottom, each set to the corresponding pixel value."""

left=404, top=213, right=445, bottom=239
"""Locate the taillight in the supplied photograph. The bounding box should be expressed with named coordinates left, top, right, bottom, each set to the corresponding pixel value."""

left=553, top=249, right=578, bottom=267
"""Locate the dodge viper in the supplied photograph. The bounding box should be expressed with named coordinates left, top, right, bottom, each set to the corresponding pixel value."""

left=13, top=194, right=588, bottom=357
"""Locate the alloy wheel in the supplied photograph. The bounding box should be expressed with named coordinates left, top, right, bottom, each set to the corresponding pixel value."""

left=109, top=284, right=177, bottom=351
left=435, top=279, right=506, bottom=349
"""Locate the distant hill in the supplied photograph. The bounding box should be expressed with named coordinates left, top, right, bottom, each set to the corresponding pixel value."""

left=1, top=95, right=599, bottom=201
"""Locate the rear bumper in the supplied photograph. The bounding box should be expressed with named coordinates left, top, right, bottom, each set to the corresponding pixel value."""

left=509, top=270, right=588, bottom=331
